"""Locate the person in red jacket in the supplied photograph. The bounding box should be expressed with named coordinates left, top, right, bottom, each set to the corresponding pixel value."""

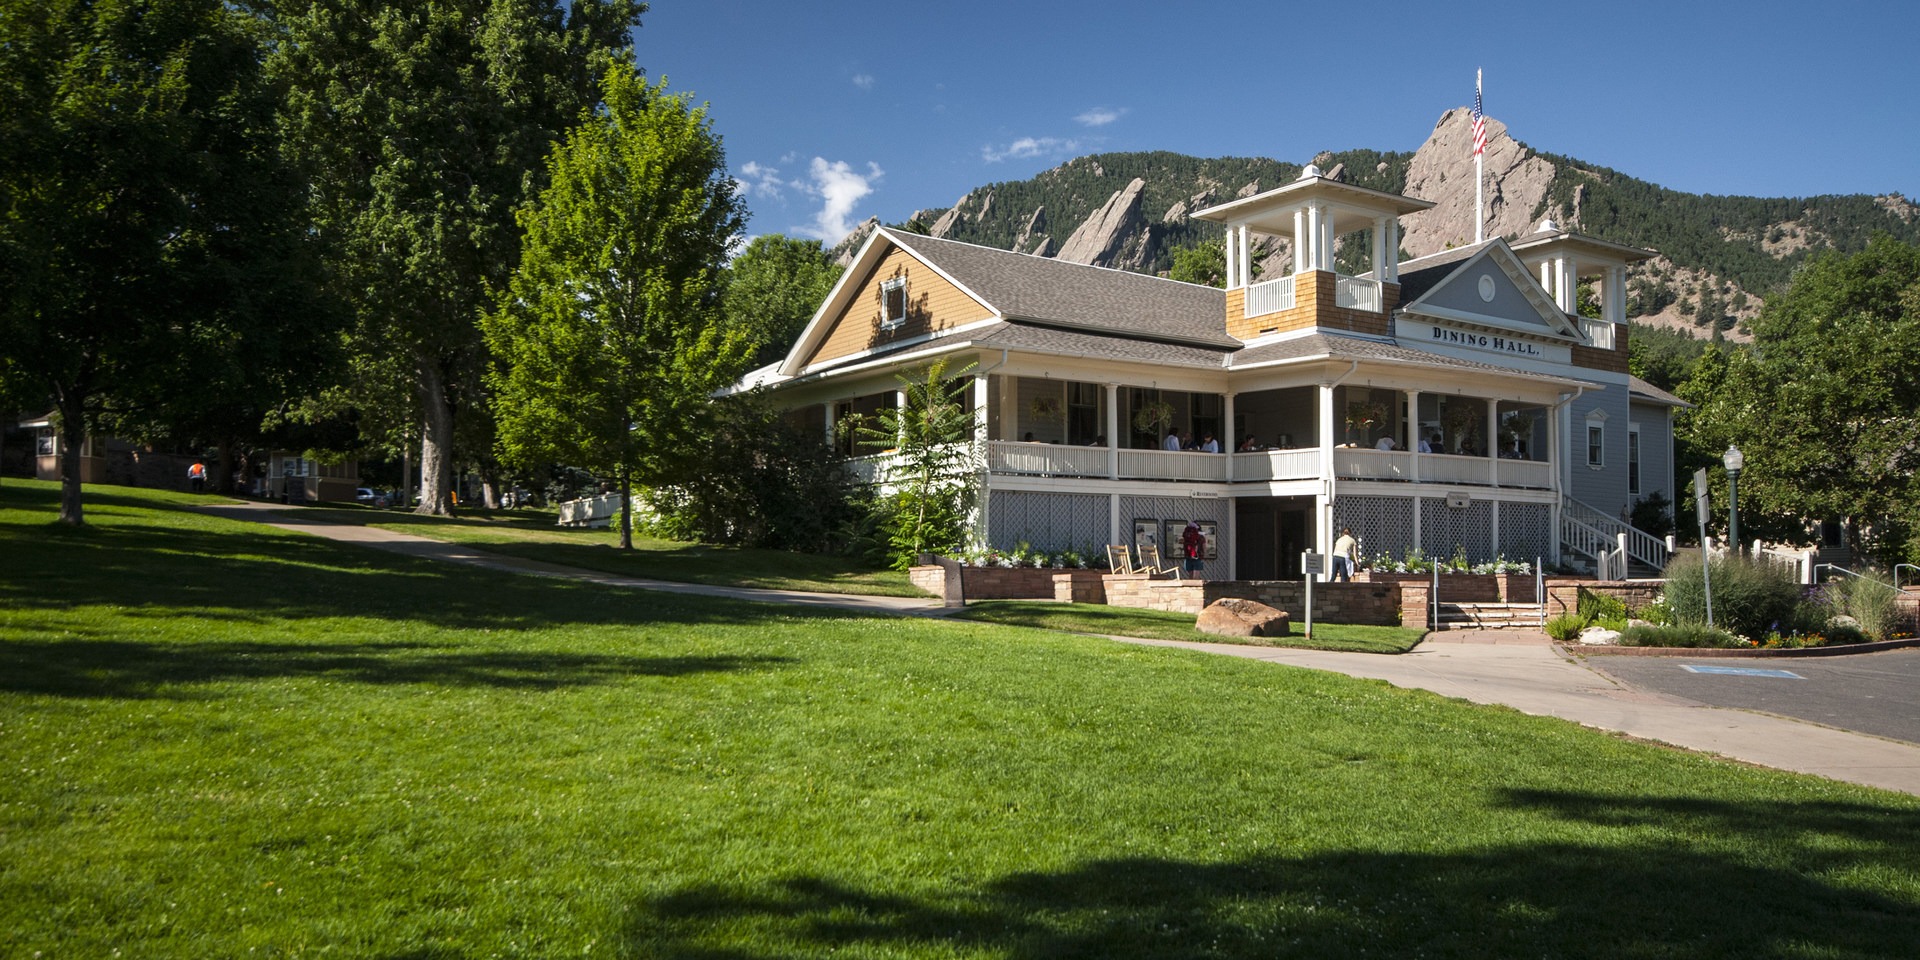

left=1181, top=520, right=1205, bottom=579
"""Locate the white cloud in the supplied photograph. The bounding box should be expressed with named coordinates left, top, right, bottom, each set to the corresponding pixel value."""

left=852, top=73, right=874, bottom=90
left=1075, top=106, right=1126, bottom=127
left=736, top=161, right=790, bottom=200
left=794, top=157, right=883, bottom=241
left=980, top=136, right=1083, bottom=163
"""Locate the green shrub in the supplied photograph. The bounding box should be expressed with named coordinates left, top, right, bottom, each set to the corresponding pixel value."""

left=1618, top=623, right=1743, bottom=648
left=1577, top=588, right=1629, bottom=623
left=1814, top=573, right=1902, bottom=641
left=1543, top=612, right=1587, bottom=642
left=1631, top=596, right=1673, bottom=625
left=1822, top=622, right=1872, bottom=646
left=1661, top=553, right=1803, bottom=639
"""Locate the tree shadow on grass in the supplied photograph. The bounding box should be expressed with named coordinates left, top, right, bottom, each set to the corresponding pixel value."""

left=0, top=636, right=794, bottom=699
left=626, top=791, right=1920, bottom=958
left=0, top=491, right=871, bottom=633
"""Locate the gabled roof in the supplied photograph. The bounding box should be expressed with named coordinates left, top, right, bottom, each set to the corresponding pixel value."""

left=885, top=231, right=1234, bottom=347
left=1396, top=239, right=1584, bottom=342
left=776, top=227, right=1234, bottom=378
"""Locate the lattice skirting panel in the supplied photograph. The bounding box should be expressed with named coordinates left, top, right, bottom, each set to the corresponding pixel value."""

left=1421, top=497, right=1495, bottom=564
left=1498, top=502, right=1552, bottom=564
left=1334, top=496, right=1415, bottom=564
left=986, top=491, right=1109, bottom=554
left=1118, top=495, right=1228, bottom=580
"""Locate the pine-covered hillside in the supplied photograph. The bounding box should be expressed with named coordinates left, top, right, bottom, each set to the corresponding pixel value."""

left=843, top=110, right=1919, bottom=341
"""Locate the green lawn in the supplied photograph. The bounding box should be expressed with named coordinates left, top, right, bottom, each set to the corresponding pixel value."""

left=273, top=502, right=925, bottom=597
left=952, top=600, right=1427, bottom=653
left=6, top=479, right=1920, bottom=957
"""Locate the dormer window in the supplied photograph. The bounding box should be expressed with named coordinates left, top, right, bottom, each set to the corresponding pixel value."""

left=881, top=277, right=907, bottom=328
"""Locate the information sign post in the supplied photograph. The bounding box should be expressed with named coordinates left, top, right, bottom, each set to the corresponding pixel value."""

left=1694, top=467, right=1715, bottom=628
left=1301, top=551, right=1326, bottom=638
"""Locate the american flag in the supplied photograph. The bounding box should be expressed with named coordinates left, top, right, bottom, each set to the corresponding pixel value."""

left=1471, top=71, right=1487, bottom=156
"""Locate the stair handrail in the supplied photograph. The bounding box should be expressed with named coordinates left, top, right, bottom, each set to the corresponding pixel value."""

left=1563, top=496, right=1671, bottom=569
left=1896, top=563, right=1919, bottom=591
left=1559, top=512, right=1614, bottom=563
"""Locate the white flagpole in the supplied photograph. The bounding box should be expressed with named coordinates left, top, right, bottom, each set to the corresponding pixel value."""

left=1474, top=69, right=1484, bottom=245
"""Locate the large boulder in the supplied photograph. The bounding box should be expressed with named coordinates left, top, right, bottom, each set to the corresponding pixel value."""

left=1197, top=598, right=1291, bottom=638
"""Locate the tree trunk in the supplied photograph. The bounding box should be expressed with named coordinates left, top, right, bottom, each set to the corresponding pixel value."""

left=416, top=360, right=457, bottom=516
left=56, top=393, right=86, bottom=525
left=618, top=471, right=633, bottom=550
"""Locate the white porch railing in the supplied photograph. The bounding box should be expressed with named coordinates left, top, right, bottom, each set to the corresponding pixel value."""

left=1245, top=275, right=1296, bottom=317
left=1562, top=514, right=1628, bottom=577
left=1755, top=542, right=1818, bottom=583
left=987, top=440, right=1109, bottom=478
left=1494, top=458, right=1554, bottom=489
left=1336, top=275, right=1380, bottom=312
left=1116, top=449, right=1229, bottom=482
left=1563, top=496, right=1672, bottom=571
left=1231, top=448, right=1321, bottom=482
left=1579, top=317, right=1618, bottom=349
left=1333, top=448, right=1412, bottom=481
left=1416, top=453, right=1491, bottom=485
left=556, top=492, right=624, bottom=527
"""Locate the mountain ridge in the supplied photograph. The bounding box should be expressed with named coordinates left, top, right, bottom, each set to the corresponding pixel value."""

left=832, top=109, right=1920, bottom=341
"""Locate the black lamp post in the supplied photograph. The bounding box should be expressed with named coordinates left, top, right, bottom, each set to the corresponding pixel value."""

left=1723, top=445, right=1744, bottom=551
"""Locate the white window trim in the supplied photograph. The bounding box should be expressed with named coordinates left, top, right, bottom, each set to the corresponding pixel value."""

left=1586, top=423, right=1604, bottom=470
left=880, top=277, right=907, bottom=329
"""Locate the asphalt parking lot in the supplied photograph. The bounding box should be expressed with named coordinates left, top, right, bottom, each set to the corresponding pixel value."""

left=1587, top=649, right=1920, bottom=745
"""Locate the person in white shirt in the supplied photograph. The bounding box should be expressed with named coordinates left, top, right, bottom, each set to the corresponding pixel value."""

left=1375, top=436, right=1397, bottom=451
left=1200, top=433, right=1220, bottom=453
left=1332, top=527, right=1359, bottom=582
left=1163, top=428, right=1181, bottom=451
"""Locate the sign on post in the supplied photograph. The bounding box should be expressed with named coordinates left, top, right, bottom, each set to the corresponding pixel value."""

left=1301, top=551, right=1325, bottom=638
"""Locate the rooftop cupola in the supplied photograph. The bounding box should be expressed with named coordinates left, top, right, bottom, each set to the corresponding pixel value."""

left=1192, top=166, right=1434, bottom=340
left=1509, top=218, right=1656, bottom=326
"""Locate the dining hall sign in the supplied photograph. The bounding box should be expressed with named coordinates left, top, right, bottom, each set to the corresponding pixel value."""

left=1400, top=320, right=1571, bottom=364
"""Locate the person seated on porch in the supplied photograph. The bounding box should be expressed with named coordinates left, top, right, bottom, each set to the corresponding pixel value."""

left=1375, top=435, right=1398, bottom=451
left=1200, top=432, right=1220, bottom=453
left=1022, top=432, right=1035, bottom=443
left=1088, top=434, right=1105, bottom=447
left=1237, top=434, right=1259, bottom=452
left=1500, top=440, right=1523, bottom=459
left=1337, top=433, right=1359, bottom=448
left=1163, top=428, right=1182, bottom=451
left=1418, top=432, right=1441, bottom=454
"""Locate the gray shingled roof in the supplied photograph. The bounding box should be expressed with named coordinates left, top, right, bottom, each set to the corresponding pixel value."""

left=1628, top=375, right=1689, bottom=407
left=884, top=230, right=1236, bottom=348
left=971, top=322, right=1232, bottom=368
left=1393, top=241, right=1492, bottom=304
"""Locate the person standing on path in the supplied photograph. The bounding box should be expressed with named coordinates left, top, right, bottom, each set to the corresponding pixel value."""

left=1181, top=520, right=1206, bottom=579
left=188, top=460, right=207, bottom=494
left=1332, top=527, right=1358, bottom=582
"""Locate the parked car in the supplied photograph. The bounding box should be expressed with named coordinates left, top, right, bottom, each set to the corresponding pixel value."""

left=355, top=487, right=376, bottom=503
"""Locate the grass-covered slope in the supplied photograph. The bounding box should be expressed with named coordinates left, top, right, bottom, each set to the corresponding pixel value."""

left=5, top=480, right=1920, bottom=957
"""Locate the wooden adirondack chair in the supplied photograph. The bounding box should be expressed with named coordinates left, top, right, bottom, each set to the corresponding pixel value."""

left=1134, top=544, right=1180, bottom=578
left=1106, top=544, right=1136, bottom=575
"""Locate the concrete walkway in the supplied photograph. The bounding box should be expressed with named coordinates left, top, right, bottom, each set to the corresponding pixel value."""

left=200, top=501, right=1920, bottom=797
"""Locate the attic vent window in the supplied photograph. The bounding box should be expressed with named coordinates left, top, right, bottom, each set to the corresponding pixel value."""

left=881, top=277, right=908, bottom=329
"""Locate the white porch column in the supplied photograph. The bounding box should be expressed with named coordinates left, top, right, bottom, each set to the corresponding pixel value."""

left=1487, top=401, right=1501, bottom=483
left=1406, top=389, right=1422, bottom=481
left=1373, top=217, right=1389, bottom=283
left=1305, top=202, right=1323, bottom=272
left=1318, top=204, right=1336, bottom=272
left=1223, top=392, right=1236, bottom=457
left=1604, top=265, right=1627, bottom=325
left=1317, top=381, right=1338, bottom=577
left=1224, top=224, right=1238, bottom=289
left=1105, top=383, right=1120, bottom=480
left=821, top=401, right=836, bottom=447
left=1385, top=218, right=1401, bottom=282
left=1292, top=208, right=1306, bottom=275
left=973, top=375, right=991, bottom=444
left=1554, top=257, right=1578, bottom=314
left=1238, top=224, right=1251, bottom=287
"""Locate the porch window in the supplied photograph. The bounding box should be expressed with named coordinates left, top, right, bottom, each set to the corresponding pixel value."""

left=1068, top=382, right=1103, bottom=445
left=1587, top=424, right=1604, bottom=467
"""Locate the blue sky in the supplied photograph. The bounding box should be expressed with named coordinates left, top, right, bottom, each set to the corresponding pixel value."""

left=641, top=0, right=1920, bottom=244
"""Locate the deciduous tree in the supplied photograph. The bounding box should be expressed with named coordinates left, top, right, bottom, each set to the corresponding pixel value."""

left=485, top=68, right=744, bottom=549
left=722, top=235, right=843, bottom=375
left=272, top=0, right=643, bottom=515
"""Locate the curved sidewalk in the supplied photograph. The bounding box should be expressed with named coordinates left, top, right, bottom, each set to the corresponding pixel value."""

left=1117, top=632, right=1920, bottom=797
left=201, top=501, right=1920, bottom=796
